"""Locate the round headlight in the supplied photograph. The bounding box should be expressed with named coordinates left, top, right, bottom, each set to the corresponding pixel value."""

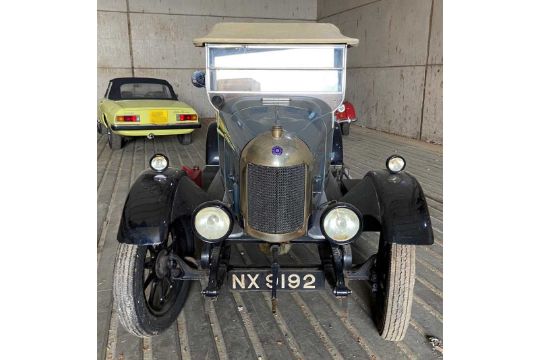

left=386, top=155, right=406, bottom=173
left=149, top=154, right=169, bottom=172
left=321, top=204, right=362, bottom=244
left=337, top=104, right=346, bottom=113
left=193, top=202, right=233, bottom=242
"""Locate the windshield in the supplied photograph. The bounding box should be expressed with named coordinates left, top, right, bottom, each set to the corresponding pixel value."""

left=207, top=45, right=345, bottom=94
left=118, top=83, right=174, bottom=100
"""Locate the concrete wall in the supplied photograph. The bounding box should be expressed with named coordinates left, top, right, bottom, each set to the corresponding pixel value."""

left=97, top=0, right=441, bottom=143
left=318, top=0, right=443, bottom=143
left=97, top=0, right=317, bottom=118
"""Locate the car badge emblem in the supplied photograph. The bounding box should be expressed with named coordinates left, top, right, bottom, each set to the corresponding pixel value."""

left=271, top=146, right=283, bottom=156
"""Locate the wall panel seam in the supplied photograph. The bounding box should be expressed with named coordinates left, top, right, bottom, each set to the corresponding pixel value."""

left=317, top=0, right=381, bottom=20
left=97, top=9, right=315, bottom=21
left=99, top=67, right=205, bottom=70
left=125, top=0, right=134, bottom=76
left=419, top=0, right=436, bottom=140
left=348, top=64, right=442, bottom=69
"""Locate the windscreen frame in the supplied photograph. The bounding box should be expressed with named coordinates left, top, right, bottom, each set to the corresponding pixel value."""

left=205, top=44, right=347, bottom=104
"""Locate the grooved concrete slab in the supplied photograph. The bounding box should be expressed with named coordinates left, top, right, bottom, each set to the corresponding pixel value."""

left=428, top=0, right=443, bottom=65
left=421, top=65, right=443, bottom=144
left=323, top=0, right=432, bottom=67
left=97, top=12, right=132, bottom=68
left=97, top=120, right=443, bottom=359
left=347, top=67, right=426, bottom=139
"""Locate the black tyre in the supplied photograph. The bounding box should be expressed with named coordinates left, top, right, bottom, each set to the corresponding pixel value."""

left=97, top=121, right=103, bottom=134
left=340, top=122, right=350, bottom=135
left=113, top=232, right=192, bottom=337
left=178, top=133, right=192, bottom=145
left=107, top=127, right=123, bottom=150
left=372, top=238, right=415, bottom=341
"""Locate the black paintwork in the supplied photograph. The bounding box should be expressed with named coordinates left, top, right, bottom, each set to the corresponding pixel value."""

left=201, top=166, right=220, bottom=192
left=117, top=168, right=212, bottom=246
left=325, top=171, right=343, bottom=201
left=111, top=124, right=201, bottom=131
left=117, top=114, right=430, bottom=247
left=205, top=122, right=220, bottom=165
left=118, top=164, right=431, bottom=247
left=330, top=122, right=343, bottom=165
left=340, top=170, right=434, bottom=245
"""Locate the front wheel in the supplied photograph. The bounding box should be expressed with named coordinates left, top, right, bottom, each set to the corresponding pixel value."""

left=113, top=235, right=191, bottom=337
left=372, top=240, right=415, bottom=341
left=97, top=121, right=103, bottom=134
left=178, top=133, right=192, bottom=145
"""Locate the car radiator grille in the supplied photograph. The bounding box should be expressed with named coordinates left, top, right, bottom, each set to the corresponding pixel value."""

left=247, top=163, right=306, bottom=234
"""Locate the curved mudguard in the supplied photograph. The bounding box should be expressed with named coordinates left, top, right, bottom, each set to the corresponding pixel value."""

left=117, top=168, right=212, bottom=246
left=206, top=122, right=219, bottom=165
left=340, top=170, right=434, bottom=245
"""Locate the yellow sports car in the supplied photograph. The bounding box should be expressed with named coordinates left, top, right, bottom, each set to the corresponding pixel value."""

left=98, top=77, right=201, bottom=149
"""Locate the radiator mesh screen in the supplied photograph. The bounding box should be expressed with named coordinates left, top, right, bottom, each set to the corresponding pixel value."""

left=247, top=163, right=305, bottom=234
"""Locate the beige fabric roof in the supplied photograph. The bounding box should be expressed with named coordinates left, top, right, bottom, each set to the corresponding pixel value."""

left=193, top=22, right=359, bottom=47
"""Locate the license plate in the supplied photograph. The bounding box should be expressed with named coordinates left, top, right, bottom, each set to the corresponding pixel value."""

left=229, top=270, right=324, bottom=291
left=150, top=110, right=168, bottom=124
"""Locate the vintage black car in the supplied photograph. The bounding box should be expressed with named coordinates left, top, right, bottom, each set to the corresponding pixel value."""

left=112, top=23, right=433, bottom=342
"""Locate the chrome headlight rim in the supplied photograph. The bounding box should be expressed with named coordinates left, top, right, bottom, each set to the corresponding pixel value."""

left=149, top=153, right=169, bottom=172
left=191, top=201, right=234, bottom=243
left=337, top=104, right=346, bottom=113
left=386, top=154, right=406, bottom=174
left=320, top=202, right=363, bottom=245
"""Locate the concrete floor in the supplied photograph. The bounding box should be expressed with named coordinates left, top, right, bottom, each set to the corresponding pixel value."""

left=97, top=121, right=443, bottom=360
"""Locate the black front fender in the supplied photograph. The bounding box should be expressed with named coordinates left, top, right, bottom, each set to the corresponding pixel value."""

left=117, top=168, right=211, bottom=245
left=340, top=170, right=434, bottom=245
left=206, top=122, right=220, bottom=165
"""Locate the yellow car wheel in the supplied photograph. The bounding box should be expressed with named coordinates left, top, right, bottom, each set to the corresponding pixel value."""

left=97, top=121, right=103, bottom=135
left=178, top=133, right=192, bottom=145
left=107, top=127, right=123, bottom=150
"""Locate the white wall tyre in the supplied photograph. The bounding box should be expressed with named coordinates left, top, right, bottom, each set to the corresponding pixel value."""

left=113, top=233, right=192, bottom=337
left=372, top=240, right=415, bottom=341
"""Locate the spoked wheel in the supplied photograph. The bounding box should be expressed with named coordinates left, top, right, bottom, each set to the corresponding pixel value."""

left=113, top=232, right=192, bottom=337
left=372, top=236, right=416, bottom=341
left=107, top=127, right=123, bottom=150
left=178, top=133, right=192, bottom=145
